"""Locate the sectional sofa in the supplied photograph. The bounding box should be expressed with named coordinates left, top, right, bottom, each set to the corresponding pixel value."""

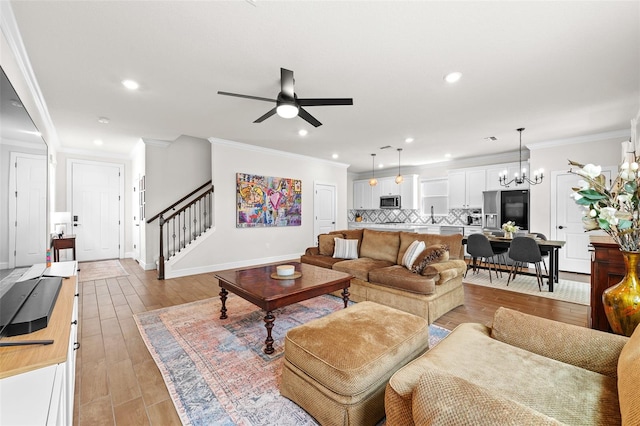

left=300, top=228, right=466, bottom=323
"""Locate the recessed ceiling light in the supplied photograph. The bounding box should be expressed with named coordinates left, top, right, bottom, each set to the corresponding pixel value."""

left=121, top=79, right=139, bottom=90
left=405, top=137, right=414, bottom=143
left=97, top=117, right=110, bottom=124
left=378, top=164, right=384, bottom=168
left=444, top=72, right=462, bottom=83
left=332, top=153, right=338, bottom=159
left=444, top=153, right=452, bottom=158
left=93, top=139, right=103, bottom=146
left=298, top=129, right=308, bottom=136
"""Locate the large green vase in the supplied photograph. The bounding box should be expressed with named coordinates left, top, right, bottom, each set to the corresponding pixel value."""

left=603, top=251, right=640, bottom=337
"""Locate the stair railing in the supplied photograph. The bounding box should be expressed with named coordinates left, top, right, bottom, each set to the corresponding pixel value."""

left=147, top=181, right=213, bottom=279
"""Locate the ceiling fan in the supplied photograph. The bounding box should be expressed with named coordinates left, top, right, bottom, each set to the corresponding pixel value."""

left=218, top=68, right=353, bottom=127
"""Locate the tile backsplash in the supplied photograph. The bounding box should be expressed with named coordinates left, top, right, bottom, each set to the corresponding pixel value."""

left=349, top=209, right=473, bottom=226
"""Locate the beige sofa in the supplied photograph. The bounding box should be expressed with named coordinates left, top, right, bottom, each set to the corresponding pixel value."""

left=300, top=228, right=466, bottom=324
left=385, top=307, right=638, bottom=425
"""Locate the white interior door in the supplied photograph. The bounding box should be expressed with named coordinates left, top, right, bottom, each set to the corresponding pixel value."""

left=10, top=153, right=47, bottom=267
left=314, top=182, right=337, bottom=244
left=71, top=161, right=121, bottom=262
left=552, top=168, right=613, bottom=273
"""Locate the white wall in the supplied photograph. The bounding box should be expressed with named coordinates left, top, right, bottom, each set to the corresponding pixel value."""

left=144, top=135, right=212, bottom=268
left=529, top=135, right=625, bottom=237
left=166, top=138, right=348, bottom=276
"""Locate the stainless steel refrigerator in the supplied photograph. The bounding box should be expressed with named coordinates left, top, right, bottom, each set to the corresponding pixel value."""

left=482, top=190, right=530, bottom=231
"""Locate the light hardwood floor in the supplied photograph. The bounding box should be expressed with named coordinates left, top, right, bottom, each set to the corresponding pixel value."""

left=73, top=258, right=591, bottom=425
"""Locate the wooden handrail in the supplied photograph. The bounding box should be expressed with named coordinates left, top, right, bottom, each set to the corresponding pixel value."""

left=146, top=180, right=213, bottom=224
left=164, top=188, right=213, bottom=222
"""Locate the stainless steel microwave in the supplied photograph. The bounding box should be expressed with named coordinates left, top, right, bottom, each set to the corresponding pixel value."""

left=380, top=195, right=401, bottom=209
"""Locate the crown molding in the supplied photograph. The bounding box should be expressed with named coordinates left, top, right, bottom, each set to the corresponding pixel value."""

left=527, top=129, right=630, bottom=151
left=57, top=145, right=132, bottom=161
left=1, top=137, right=47, bottom=151
left=208, top=137, right=351, bottom=169
left=142, top=137, right=172, bottom=148
left=0, top=1, right=59, bottom=149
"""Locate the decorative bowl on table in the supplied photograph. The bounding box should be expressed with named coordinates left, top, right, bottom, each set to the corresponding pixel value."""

left=276, top=265, right=295, bottom=277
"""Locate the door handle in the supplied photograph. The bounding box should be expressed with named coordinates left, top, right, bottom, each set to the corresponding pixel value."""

left=558, top=225, right=565, bottom=229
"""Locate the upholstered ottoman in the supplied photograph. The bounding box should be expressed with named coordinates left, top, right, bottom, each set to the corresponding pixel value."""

left=280, top=301, right=430, bottom=426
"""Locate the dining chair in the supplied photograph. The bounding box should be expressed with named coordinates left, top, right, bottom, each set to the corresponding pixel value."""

left=531, top=232, right=549, bottom=275
left=507, top=236, right=544, bottom=291
left=465, top=233, right=507, bottom=283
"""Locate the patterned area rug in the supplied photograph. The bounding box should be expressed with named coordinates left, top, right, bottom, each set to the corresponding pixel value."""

left=464, top=269, right=590, bottom=305
left=135, top=294, right=450, bottom=425
left=78, top=259, right=128, bottom=282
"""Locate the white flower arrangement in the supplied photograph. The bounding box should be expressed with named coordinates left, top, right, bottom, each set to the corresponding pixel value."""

left=569, top=156, right=640, bottom=252
left=501, top=221, right=519, bottom=233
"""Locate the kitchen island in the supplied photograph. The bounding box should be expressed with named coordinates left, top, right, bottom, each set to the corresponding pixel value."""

left=348, top=222, right=481, bottom=236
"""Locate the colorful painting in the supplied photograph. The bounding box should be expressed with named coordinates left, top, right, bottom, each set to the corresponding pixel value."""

left=236, top=173, right=302, bottom=228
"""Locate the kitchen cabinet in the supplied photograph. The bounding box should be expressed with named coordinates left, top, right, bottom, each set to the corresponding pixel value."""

left=353, top=180, right=373, bottom=209
left=485, top=162, right=530, bottom=190
left=357, top=175, right=419, bottom=210
left=421, top=178, right=448, bottom=216
left=448, top=169, right=486, bottom=209
left=399, top=174, right=419, bottom=210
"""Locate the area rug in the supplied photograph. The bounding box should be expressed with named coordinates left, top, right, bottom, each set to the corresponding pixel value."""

left=134, top=294, right=450, bottom=426
left=464, top=269, right=590, bottom=305
left=78, top=259, right=128, bottom=282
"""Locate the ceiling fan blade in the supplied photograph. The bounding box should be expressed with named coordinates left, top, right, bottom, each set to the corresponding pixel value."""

left=280, top=68, right=295, bottom=98
left=218, top=91, right=276, bottom=103
left=298, top=98, right=353, bottom=106
left=254, top=107, right=277, bottom=123
left=298, top=107, right=322, bottom=127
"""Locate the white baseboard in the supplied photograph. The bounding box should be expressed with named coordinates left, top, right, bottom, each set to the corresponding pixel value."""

left=163, top=253, right=304, bottom=280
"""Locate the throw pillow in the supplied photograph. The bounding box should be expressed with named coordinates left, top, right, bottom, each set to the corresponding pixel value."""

left=402, top=240, right=426, bottom=270
left=333, top=238, right=359, bottom=259
left=318, top=234, right=343, bottom=256
left=411, top=244, right=449, bottom=274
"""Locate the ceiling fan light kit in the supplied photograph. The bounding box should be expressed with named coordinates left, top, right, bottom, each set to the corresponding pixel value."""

left=498, top=128, right=544, bottom=188
left=218, top=68, right=353, bottom=127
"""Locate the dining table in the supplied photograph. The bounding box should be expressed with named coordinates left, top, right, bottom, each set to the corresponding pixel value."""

left=462, top=235, right=566, bottom=292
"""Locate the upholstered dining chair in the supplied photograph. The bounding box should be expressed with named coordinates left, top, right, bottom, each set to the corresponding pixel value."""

left=465, top=233, right=507, bottom=283
left=507, top=236, right=544, bottom=291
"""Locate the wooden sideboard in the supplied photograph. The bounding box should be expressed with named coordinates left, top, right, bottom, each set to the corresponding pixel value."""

left=0, top=272, right=79, bottom=425
left=589, top=235, right=629, bottom=332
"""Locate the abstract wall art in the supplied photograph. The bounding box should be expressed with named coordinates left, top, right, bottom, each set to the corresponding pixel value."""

left=236, top=173, right=302, bottom=228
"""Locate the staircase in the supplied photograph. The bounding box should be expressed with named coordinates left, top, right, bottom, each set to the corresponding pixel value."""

left=147, top=181, right=214, bottom=279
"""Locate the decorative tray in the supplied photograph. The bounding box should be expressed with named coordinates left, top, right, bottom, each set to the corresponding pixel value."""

left=270, top=272, right=302, bottom=280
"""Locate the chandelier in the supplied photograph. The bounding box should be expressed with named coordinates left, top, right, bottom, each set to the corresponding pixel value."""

left=498, top=128, right=544, bottom=188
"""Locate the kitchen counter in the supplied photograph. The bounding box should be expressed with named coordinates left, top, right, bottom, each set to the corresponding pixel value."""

left=348, top=222, right=481, bottom=234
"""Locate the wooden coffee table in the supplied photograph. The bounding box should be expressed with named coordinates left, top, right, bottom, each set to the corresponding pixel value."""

left=214, top=262, right=352, bottom=354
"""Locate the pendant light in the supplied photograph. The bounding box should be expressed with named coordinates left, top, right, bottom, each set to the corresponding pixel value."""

left=369, top=153, right=378, bottom=187
left=395, top=148, right=404, bottom=184
left=498, top=128, right=544, bottom=188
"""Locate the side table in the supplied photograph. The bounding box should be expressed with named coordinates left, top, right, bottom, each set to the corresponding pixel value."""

left=51, top=235, right=76, bottom=262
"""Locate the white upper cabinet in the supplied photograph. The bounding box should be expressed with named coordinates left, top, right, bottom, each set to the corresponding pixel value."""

left=448, top=169, right=486, bottom=209
left=353, top=174, right=419, bottom=210
left=399, top=174, right=419, bottom=210
left=353, top=180, right=373, bottom=209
